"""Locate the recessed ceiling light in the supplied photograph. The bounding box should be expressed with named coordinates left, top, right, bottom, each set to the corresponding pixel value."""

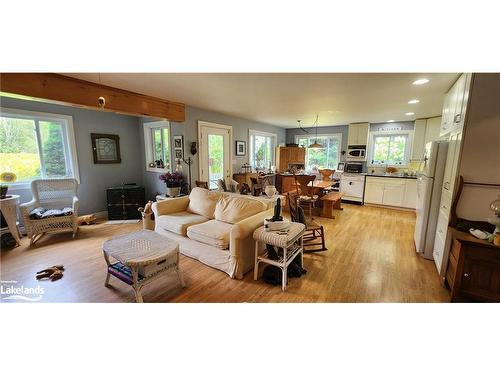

left=413, top=78, right=429, bottom=85
left=387, top=120, right=395, bottom=123
left=405, top=112, right=415, bottom=116
left=408, top=99, right=420, bottom=104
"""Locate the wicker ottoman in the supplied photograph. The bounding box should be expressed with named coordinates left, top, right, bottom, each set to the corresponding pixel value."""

left=103, top=230, right=185, bottom=302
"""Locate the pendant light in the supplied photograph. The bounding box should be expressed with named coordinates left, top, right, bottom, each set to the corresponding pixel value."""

left=308, top=114, right=323, bottom=149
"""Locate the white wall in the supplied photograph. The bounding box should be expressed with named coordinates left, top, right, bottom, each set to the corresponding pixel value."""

left=456, top=73, right=500, bottom=221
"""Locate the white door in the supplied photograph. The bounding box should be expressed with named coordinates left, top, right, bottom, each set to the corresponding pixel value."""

left=198, top=121, right=232, bottom=190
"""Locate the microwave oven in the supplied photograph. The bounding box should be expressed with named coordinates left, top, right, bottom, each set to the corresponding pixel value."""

left=347, top=145, right=366, bottom=161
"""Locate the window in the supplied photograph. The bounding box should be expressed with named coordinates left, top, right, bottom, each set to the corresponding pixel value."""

left=368, top=131, right=412, bottom=166
left=295, top=134, right=342, bottom=171
left=249, top=129, right=277, bottom=170
left=0, top=108, right=79, bottom=187
left=143, top=121, right=171, bottom=172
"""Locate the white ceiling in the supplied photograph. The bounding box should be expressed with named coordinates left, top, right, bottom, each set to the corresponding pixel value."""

left=63, top=73, right=459, bottom=128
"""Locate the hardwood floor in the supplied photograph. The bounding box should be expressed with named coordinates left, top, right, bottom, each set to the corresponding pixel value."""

left=0, top=204, right=450, bottom=302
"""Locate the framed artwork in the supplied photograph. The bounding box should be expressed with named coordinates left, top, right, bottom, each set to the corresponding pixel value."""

left=91, top=133, right=121, bottom=164
left=173, top=135, right=184, bottom=159
left=235, top=140, right=246, bottom=156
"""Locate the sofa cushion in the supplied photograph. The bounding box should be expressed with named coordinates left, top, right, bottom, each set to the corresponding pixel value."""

left=187, top=220, right=233, bottom=250
left=187, top=187, right=222, bottom=219
left=157, top=211, right=208, bottom=236
left=214, top=195, right=266, bottom=224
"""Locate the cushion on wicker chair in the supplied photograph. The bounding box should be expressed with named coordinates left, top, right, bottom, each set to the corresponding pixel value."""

left=29, top=207, right=73, bottom=219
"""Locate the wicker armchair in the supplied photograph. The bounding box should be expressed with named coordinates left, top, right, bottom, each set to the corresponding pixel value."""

left=20, top=179, right=79, bottom=245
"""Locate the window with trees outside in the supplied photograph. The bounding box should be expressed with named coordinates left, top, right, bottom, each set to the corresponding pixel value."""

left=369, top=132, right=411, bottom=166
left=295, top=134, right=342, bottom=171
left=0, top=108, right=79, bottom=187
left=143, top=121, right=171, bottom=172
left=249, top=130, right=276, bottom=170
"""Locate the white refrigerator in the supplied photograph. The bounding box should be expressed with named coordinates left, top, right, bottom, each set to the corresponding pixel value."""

left=414, top=141, right=449, bottom=259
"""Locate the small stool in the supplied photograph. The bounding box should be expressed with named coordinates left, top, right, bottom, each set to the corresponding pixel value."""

left=253, top=222, right=305, bottom=291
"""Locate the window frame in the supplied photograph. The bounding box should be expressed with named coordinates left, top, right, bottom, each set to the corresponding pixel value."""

left=294, top=133, right=343, bottom=171
left=143, top=120, right=171, bottom=173
left=367, top=130, right=413, bottom=167
left=248, top=129, right=277, bottom=170
left=0, top=107, right=80, bottom=190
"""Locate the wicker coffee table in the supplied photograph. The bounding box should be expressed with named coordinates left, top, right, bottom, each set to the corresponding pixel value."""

left=103, top=230, right=185, bottom=302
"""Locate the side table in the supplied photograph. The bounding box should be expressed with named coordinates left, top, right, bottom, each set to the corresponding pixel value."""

left=0, top=194, right=21, bottom=246
left=253, top=222, right=305, bottom=291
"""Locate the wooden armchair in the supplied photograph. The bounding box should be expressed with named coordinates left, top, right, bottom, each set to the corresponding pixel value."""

left=287, top=191, right=327, bottom=252
left=294, top=174, right=318, bottom=218
left=319, top=169, right=335, bottom=181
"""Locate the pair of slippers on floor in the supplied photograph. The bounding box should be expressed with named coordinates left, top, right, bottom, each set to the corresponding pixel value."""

left=36, top=265, right=65, bottom=281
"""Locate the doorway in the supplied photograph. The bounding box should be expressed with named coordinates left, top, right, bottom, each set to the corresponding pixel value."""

left=198, top=121, right=232, bottom=189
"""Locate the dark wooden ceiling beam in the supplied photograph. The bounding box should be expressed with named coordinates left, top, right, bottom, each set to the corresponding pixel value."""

left=0, top=73, right=185, bottom=122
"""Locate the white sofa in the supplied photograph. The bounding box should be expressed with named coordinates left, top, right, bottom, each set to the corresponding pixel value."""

left=152, top=188, right=273, bottom=279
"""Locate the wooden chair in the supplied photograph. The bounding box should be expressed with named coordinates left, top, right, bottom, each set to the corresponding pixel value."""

left=287, top=191, right=327, bottom=252
left=318, top=169, right=335, bottom=182
left=195, top=181, right=209, bottom=189
left=294, top=174, right=318, bottom=218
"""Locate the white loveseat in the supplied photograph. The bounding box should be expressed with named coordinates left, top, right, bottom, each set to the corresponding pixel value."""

left=152, top=188, right=273, bottom=279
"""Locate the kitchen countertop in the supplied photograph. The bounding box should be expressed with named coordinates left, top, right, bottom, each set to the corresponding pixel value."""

left=364, top=173, right=417, bottom=179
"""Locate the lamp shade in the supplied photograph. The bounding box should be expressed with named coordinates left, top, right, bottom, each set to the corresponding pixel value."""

left=308, top=142, right=323, bottom=149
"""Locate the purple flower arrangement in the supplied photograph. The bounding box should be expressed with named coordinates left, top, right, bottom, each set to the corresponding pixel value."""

left=159, top=171, right=184, bottom=188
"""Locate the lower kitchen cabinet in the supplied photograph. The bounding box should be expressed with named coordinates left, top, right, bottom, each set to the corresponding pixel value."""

left=445, top=229, right=500, bottom=302
left=364, top=177, right=416, bottom=209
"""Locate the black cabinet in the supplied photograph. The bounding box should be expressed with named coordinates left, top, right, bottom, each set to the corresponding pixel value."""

left=106, top=185, right=145, bottom=220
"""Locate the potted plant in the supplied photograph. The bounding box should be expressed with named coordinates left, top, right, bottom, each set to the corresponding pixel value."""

left=159, top=171, right=184, bottom=197
left=0, top=172, right=17, bottom=199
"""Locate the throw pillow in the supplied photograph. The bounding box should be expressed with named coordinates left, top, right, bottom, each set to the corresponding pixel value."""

left=187, top=187, right=221, bottom=219
left=214, top=195, right=266, bottom=224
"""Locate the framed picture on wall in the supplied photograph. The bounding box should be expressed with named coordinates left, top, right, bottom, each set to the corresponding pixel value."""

left=91, top=133, right=121, bottom=164
left=173, top=135, right=184, bottom=159
left=235, top=140, right=246, bottom=156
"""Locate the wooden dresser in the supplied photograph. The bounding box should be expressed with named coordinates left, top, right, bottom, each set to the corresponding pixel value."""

left=445, top=229, right=500, bottom=302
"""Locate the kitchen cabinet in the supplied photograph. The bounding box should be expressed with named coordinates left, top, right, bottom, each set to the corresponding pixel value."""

left=411, top=117, right=442, bottom=161
left=364, top=181, right=384, bottom=204
left=424, top=117, right=441, bottom=144
left=440, top=74, right=468, bottom=137
left=276, top=147, right=305, bottom=173
left=411, top=119, right=427, bottom=160
left=347, top=122, right=369, bottom=145
left=441, top=130, right=463, bottom=194
left=402, top=179, right=417, bottom=208
left=364, top=177, right=416, bottom=209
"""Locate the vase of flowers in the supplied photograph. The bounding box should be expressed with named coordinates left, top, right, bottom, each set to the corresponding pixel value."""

left=159, top=171, right=184, bottom=197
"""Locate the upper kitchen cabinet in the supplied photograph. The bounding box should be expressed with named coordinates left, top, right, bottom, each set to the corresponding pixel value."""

left=348, top=122, right=369, bottom=145
left=439, top=74, right=470, bottom=137
left=411, top=119, right=427, bottom=160
left=411, top=117, right=442, bottom=161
